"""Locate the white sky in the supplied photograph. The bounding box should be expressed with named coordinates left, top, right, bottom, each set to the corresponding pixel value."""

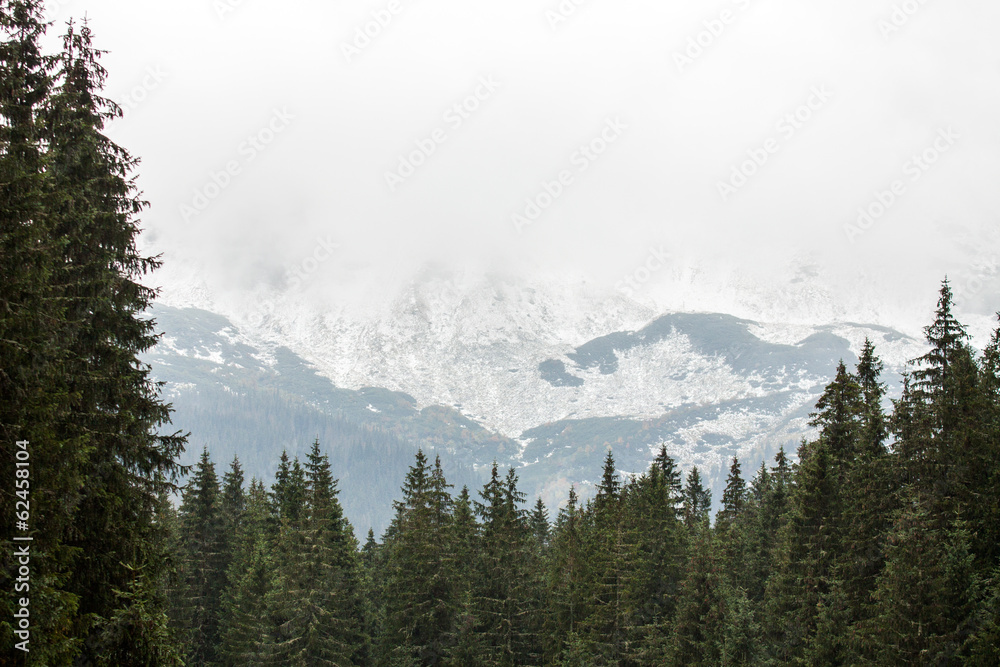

left=45, top=0, right=1000, bottom=340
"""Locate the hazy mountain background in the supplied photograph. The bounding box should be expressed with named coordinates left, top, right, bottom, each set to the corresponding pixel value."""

left=145, top=267, right=933, bottom=536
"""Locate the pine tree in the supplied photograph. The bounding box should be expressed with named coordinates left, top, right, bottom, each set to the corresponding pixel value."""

left=903, top=279, right=977, bottom=504
left=544, top=486, right=588, bottom=664
left=472, top=463, right=538, bottom=666
left=220, top=455, right=246, bottom=587
left=1, top=10, right=185, bottom=661
left=626, top=449, right=687, bottom=661
left=581, top=450, right=633, bottom=664
left=46, top=19, right=186, bottom=660
left=360, top=528, right=384, bottom=665
left=218, top=478, right=273, bottom=666
left=669, top=529, right=729, bottom=666
left=868, top=502, right=981, bottom=665
left=681, top=466, right=711, bottom=529
left=809, top=360, right=864, bottom=465
left=222, top=456, right=246, bottom=537
left=529, top=497, right=549, bottom=549
left=837, top=342, right=896, bottom=662
left=0, top=4, right=80, bottom=663
left=177, top=448, right=227, bottom=666
left=594, top=448, right=621, bottom=511
left=270, top=452, right=307, bottom=529
left=718, top=456, right=747, bottom=529
left=856, top=338, right=889, bottom=455
left=380, top=450, right=456, bottom=666
left=92, top=563, right=185, bottom=666
left=764, top=439, right=839, bottom=664
left=977, top=316, right=1000, bottom=570
left=267, top=440, right=364, bottom=666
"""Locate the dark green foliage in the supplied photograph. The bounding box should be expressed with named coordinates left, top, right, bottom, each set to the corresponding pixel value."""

left=379, top=450, right=457, bottom=666
left=681, top=466, right=711, bottom=529
left=164, top=281, right=997, bottom=665
left=0, top=7, right=186, bottom=662
left=868, top=505, right=982, bottom=665
left=218, top=479, right=273, bottom=666
left=718, top=456, right=747, bottom=530
left=544, top=486, right=588, bottom=663
left=470, top=463, right=540, bottom=666
left=267, top=440, right=364, bottom=666
left=177, top=448, right=226, bottom=665
left=764, top=438, right=840, bottom=664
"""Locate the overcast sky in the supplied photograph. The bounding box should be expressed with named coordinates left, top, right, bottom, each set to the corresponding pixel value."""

left=45, top=0, right=1000, bottom=339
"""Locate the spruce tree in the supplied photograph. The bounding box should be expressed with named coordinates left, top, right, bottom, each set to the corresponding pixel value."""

left=838, top=342, right=896, bottom=661
left=868, top=502, right=981, bottom=664
left=681, top=466, right=711, bottom=529
left=625, top=449, right=687, bottom=661
left=218, top=478, right=273, bottom=666
left=267, top=440, right=364, bottom=666
left=544, top=486, right=592, bottom=664
left=581, top=450, right=633, bottom=663
left=472, top=463, right=537, bottom=665
left=763, top=439, right=839, bottom=664
left=718, top=456, right=747, bottom=529
left=0, top=3, right=79, bottom=662
left=1, top=9, right=186, bottom=661
left=380, top=450, right=456, bottom=666
left=46, top=20, right=186, bottom=661
left=529, top=497, right=550, bottom=549
left=177, top=448, right=226, bottom=666
left=809, top=360, right=864, bottom=465
left=669, top=529, right=730, bottom=666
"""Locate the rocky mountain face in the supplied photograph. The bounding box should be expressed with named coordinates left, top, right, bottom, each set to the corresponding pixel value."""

left=144, top=272, right=926, bottom=535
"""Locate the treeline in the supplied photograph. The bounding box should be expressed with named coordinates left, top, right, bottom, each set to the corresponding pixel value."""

left=168, top=280, right=1000, bottom=666
left=1, top=3, right=186, bottom=664
left=165, top=380, right=481, bottom=536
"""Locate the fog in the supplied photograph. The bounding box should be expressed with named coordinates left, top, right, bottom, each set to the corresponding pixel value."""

left=47, top=0, right=1000, bottom=340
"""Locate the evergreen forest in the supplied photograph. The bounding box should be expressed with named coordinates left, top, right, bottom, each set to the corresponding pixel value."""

left=1, top=2, right=999, bottom=664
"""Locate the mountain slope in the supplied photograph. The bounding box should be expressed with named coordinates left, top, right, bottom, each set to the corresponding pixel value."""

left=144, top=276, right=925, bottom=532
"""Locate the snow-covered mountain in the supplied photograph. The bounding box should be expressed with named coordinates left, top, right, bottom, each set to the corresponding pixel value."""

left=145, top=266, right=929, bottom=532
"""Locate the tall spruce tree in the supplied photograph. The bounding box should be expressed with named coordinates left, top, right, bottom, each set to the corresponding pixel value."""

left=545, top=486, right=589, bottom=664
left=681, top=466, right=711, bottom=529
left=177, top=448, right=226, bottom=666
left=218, top=478, right=273, bottom=666
left=1, top=9, right=186, bottom=662
left=581, top=450, right=634, bottom=664
left=718, top=456, right=747, bottom=530
left=266, top=440, right=364, bottom=666
left=472, top=463, right=537, bottom=666
left=626, top=449, right=687, bottom=661
left=838, top=342, right=896, bottom=662
left=764, top=439, right=839, bottom=664
left=46, top=19, right=186, bottom=661
left=380, top=450, right=456, bottom=666
left=0, top=3, right=79, bottom=662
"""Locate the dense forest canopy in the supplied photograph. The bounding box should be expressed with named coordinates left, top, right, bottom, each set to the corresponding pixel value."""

left=2, top=2, right=1000, bottom=665
left=168, top=280, right=1000, bottom=665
